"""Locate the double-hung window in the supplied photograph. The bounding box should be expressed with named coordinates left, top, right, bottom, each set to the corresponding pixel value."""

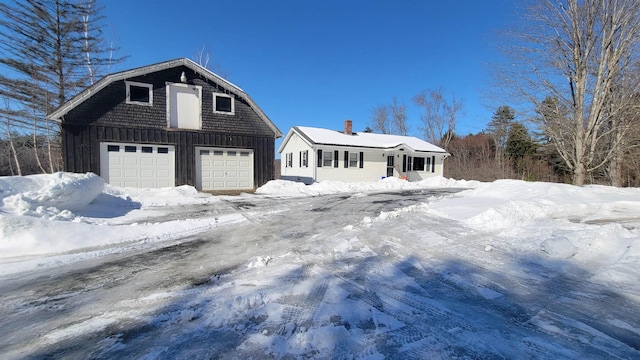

left=323, top=151, right=333, bottom=167
left=300, top=150, right=308, bottom=167
left=343, top=151, right=364, bottom=168
left=286, top=153, right=293, bottom=168
left=349, top=152, right=358, bottom=167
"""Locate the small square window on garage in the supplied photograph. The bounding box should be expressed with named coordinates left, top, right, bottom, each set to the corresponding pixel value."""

left=141, top=147, right=153, bottom=153
left=213, top=150, right=224, bottom=156
left=107, top=145, right=119, bottom=152
left=157, top=147, right=169, bottom=154
left=125, top=81, right=153, bottom=106
left=125, top=146, right=137, bottom=152
left=213, top=93, right=234, bottom=115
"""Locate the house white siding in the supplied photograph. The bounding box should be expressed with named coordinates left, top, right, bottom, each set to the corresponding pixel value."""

left=315, top=148, right=387, bottom=182
left=280, top=132, right=315, bottom=184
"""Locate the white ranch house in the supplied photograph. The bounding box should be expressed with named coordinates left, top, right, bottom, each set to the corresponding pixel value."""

left=279, top=121, right=449, bottom=184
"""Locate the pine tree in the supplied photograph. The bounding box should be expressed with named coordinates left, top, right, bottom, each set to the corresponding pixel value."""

left=506, top=122, right=536, bottom=160
left=486, top=106, right=515, bottom=161
left=0, top=0, right=125, bottom=173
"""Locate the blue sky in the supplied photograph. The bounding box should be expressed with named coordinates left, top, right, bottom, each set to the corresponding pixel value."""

left=103, top=0, right=518, bottom=147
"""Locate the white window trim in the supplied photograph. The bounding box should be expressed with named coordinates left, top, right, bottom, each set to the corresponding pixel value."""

left=213, top=93, right=235, bottom=115
left=322, top=151, right=333, bottom=167
left=349, top=152, right=358, bottom=168
left=125, top=81, right=153, bottom=106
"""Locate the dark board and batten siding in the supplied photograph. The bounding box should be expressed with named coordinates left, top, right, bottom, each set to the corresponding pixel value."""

left=62, top=124, right=276, bottom=188
left=59, top=64, right=278, bottom=189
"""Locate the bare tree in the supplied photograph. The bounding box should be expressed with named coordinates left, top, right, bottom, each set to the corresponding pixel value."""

left=413, top=87, right=462, bottom=148
left=370, top=105, right=391, bottom=134
left=2, top=97, right=21, bottom=175
left=500, top=0, right=640, bottom=186
left=193, top=44, right=229, bottom=79
left=0, top=0, right=124, bottom=174
left=370, top=97, right=409, bottom=135
left=389, top=97, right=408, bottom=136
left=194, top=45, right=211, bottom=69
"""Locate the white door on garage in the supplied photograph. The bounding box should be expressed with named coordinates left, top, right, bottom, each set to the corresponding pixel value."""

left=100, top=142, right=175, bottom=188
left=167, top=83, right=202, bottom=130
left=196, top=147, right=254, bottom=191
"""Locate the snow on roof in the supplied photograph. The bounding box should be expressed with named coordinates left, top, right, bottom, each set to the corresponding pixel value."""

left=293, top=126, right=447, bottom=153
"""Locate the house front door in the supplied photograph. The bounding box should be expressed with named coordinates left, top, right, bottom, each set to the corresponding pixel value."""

left=386, top=155, right=394, bottom=177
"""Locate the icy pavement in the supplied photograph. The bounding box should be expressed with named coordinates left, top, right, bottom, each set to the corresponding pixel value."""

left=1, top=183, right=639, bottom=359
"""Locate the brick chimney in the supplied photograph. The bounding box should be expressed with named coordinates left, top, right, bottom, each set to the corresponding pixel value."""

left=344, top=120, right=353, bottom=135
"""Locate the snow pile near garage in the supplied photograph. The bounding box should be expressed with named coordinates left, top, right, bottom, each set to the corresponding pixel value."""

left=0, top=172, right=104, bottom=215
left=0, top=172, right=238, bottom=263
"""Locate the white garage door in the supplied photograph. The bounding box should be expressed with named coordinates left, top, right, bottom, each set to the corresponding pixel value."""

left=100, top=142, right=175, bottom=188
left=196, top=147, right=254, bottom=191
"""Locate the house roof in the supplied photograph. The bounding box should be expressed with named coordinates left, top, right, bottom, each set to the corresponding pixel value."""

left=47, top=58, right=282, bottom=138
left=280, top=126, right=448, bottom=153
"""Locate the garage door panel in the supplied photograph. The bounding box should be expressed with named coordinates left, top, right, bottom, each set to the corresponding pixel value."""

left=196, top=147, right=254, bottom=191
left=140, top=158, right=154, bottom=166
left=124, top=158, right=139, bottom=166
left=100, top=142, right=175, bottom=188
left=140, top=169, right=154, bottom=177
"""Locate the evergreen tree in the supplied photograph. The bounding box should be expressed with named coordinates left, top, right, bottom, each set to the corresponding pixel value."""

left=486, top=105, right=515, bottom=161
left=506, top=122, right=536, bottom=160
left=0, top=0, right=125, bottom=173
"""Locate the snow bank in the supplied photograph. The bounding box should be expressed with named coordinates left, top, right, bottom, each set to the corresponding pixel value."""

left=0, top=172, right=223, bottom=264
left=426, top=179, right=640, bottom=269
left=426, top=179, right=640, bottom=229
left=255, top=176, right=479, bottom=196
left=0, top=172, right=104, bottom=214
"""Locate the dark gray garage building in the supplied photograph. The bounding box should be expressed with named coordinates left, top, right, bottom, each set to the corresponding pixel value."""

left=48, top=58, right=282, bottom=191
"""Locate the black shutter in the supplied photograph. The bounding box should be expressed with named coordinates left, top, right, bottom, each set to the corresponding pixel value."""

left=402, top=155, right=407, bottom=172
left=432, top=155, right=435, bottom=172
left=334, top=150, right=339, bottom=168
left=305, top=150, right=309, bottom=167
left=299, top=152, right=302, bottom=167
left=317, top=149, right=322, bottom=167
left=359, top=152, right=364, bottom=168
left=344, top=151, right=349, bottom=168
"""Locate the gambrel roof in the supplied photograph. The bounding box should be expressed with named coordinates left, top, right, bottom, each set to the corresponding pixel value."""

left=47, top=58, right=281, bottom=137
left=279, top=126, right=447, bottom=153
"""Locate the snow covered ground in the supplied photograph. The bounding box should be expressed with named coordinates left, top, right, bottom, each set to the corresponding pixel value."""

left=0, top=172, right=639, bottom=358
